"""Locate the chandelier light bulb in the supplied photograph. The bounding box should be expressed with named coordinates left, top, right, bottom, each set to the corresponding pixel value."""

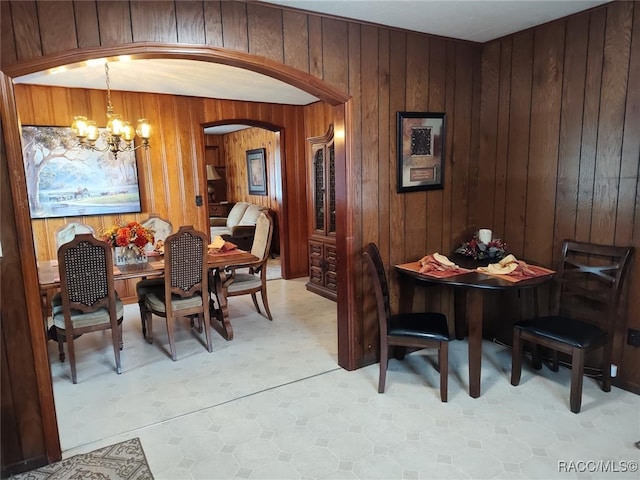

left=121, top=122, right=135, bottom=143
left=136, top=119, right=152, bottom=140
left=71, top=116, right=88, bottom=138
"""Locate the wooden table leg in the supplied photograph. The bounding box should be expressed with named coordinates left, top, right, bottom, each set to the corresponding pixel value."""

left=209, top=269, right=234, bottom=341
left=466, top=288, right=483, bottom=398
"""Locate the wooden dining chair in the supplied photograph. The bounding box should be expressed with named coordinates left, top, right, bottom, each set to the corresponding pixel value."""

left=52, top=234, right=123, bottom=383
left=218, top=210, right=275, bottom=320
left=363, top=243, right=451, bottom=401
left=136, top=214, right=173, bottom=328
left=55, top=222, right=95, bottom=249
left=511, top=240, right=634, bottom=413
left=142, top=226, right=212, bottom=361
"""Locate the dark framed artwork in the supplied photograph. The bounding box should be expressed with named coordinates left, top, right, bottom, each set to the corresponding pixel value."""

left=397, top=112, right=446, bottom=192
left=246, top=147, right=267, bottom=196
left=20, top=125, right=142, bottom=219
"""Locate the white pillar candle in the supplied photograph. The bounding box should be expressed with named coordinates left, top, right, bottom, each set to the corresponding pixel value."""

left=478, top=229, right=492, bottom=244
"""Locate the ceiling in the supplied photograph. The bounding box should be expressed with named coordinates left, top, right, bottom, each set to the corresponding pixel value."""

left=14, top=0, right=609, bottom=134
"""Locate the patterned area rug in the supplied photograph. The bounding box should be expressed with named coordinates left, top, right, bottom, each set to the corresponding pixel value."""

left=11, top=438, right=153, bottom=480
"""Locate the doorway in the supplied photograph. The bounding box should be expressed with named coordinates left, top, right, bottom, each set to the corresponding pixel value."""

left=2, top=44, right=353, bottom=462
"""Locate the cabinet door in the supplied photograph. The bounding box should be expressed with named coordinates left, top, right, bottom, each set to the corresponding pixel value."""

left=312, top=145, right=326, bottom=235
left=327, top=140, right=336, bottom=236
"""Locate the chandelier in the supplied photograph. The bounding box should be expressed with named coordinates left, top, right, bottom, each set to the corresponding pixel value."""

left=71, top=62, right=151, bottom=158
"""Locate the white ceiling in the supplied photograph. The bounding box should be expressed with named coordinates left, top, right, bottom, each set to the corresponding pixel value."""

left=261, top=0, right=610, bottom=43
left=14, top=0, right=609, bottom=134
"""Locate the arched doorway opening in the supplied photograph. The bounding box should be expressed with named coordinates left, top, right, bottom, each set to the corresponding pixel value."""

left=1, top=43, right=355, bottom=460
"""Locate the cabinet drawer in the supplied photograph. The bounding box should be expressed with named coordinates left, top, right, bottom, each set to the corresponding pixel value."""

left=309, top=242, right=323, bottom=258
left=325, top=271, right=338, bottom=291
left=309, top=266, right=324, bottom=285
left=325, top=245, right=337, bottom=263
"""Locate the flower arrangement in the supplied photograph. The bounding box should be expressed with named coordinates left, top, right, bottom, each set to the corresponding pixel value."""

left=100, top=221, right=155, bottom=253
left=455, top=234, right=507, bottom=260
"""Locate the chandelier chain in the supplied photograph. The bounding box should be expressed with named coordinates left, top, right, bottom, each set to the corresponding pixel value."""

left=105, top=62, right=113, bottom=115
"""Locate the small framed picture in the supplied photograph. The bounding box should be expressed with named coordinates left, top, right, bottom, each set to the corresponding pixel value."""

left=246, top=148, right=267, bottom=196
left=397, top=112, right=446, bottom=192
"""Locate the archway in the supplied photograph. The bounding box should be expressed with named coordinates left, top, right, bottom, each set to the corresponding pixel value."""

left=1, top=43, right=355, bottom=461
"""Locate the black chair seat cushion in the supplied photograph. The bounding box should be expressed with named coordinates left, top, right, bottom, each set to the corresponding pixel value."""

left=515, top=316, right=606, bottom=349
left=388, top=312, right=450, bottom=341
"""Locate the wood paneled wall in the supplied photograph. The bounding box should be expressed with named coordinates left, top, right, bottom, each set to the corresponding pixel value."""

left=1, top=0, right=638, bottom=471
left=477, top=2, right=639, bottom=391
left=223, top=127, right=279, bottom=208
left=15, top=85, right=317, bottom=286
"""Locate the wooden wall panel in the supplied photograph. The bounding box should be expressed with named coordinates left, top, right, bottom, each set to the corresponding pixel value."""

left=479, top=1, right=639, bottom=391
left=222, top=127, right=279, bottom=211
left=524, top=22, right=564, bottom=267
left=247, top=3, right=284, bottom=63
left=73, top=1, right=101, bottom=49
left=220, top=1, right=248, bottom=52
left=2, top=4, right=638, bottom=470
left=9, top=1, right=42, bottom=61
left=1, top=1, right=17, bottom=66
left=283, top=11, right=309, bottom=72
left=95, top=1, right=133, bottom=46
left=175, top=0, right=206, bottom=44
left=37, top=1, right=77, bottom=55
left=203, top=1, right=223, bottom=46
left=130, top=1, right=177, bottom=43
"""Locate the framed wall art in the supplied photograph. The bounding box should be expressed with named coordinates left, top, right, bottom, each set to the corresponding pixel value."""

left=20, top=125, right=142, bottom=219
left=397, top=112, right=446, bottom=192
left=246, top=147, right=268, bottom=196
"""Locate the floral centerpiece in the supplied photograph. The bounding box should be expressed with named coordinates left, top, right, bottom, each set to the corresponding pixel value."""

left=101, top=221, right=155, bottom=264
left=455, top=234, right=507, bottom=261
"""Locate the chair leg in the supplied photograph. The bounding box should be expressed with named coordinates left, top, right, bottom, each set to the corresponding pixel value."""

left=250, top=292, right=262, bottom=315
left=378, top=338, right=389, bottom=393
left=202, top=312, right=213, bottom=353
left=601, top=343, right=613, bottom=393
left=261, top=287, right=273, bottom=321
left=511, top=327, right=523, bottom=386
left=166, top=316, right=177, bottom=361
left=570, top=348, right=585, bottom=413
left=139, top=301, right=146, bottom=337
left=118, top=321, right=124, bottom=350
left=111, top=322, right=122, bottom=375
left=439, top=342, right=448, bottom=402
left=549, top=349, right=559, bottom=372
left=143, top=310, right=153, bottom=344
left=56, top=327, right=65, bottom=362
left=65, top=329, right=77, bottom=384
left=531, top=343, right=542, bottom=370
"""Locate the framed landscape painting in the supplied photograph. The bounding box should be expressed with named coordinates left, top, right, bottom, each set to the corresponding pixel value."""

left=20, top=126, right=142, bottom=219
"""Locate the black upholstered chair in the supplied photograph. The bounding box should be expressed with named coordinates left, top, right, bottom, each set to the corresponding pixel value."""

left=53, top=234, right=123, bottom=384
left=363, top=243, right=451, bottom=401
left=511, top=240, right=634, bottom=413
left=142, top=226, right=212, bottom=361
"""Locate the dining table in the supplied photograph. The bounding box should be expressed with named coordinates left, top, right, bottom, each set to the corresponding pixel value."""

left=394, top=254, right=554, bottom=399
left=37, top=249, right=258, bottom=342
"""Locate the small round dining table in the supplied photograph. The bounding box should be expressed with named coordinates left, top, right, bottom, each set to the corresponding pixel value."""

left=394, top=254, right=554, bottom=399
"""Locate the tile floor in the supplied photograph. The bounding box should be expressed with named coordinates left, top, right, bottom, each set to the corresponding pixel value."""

left=48, top=278, right=639, bottom=479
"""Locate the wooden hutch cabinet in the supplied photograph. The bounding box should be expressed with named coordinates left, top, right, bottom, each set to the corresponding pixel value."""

left=306, top=125, right=337, bottom=301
